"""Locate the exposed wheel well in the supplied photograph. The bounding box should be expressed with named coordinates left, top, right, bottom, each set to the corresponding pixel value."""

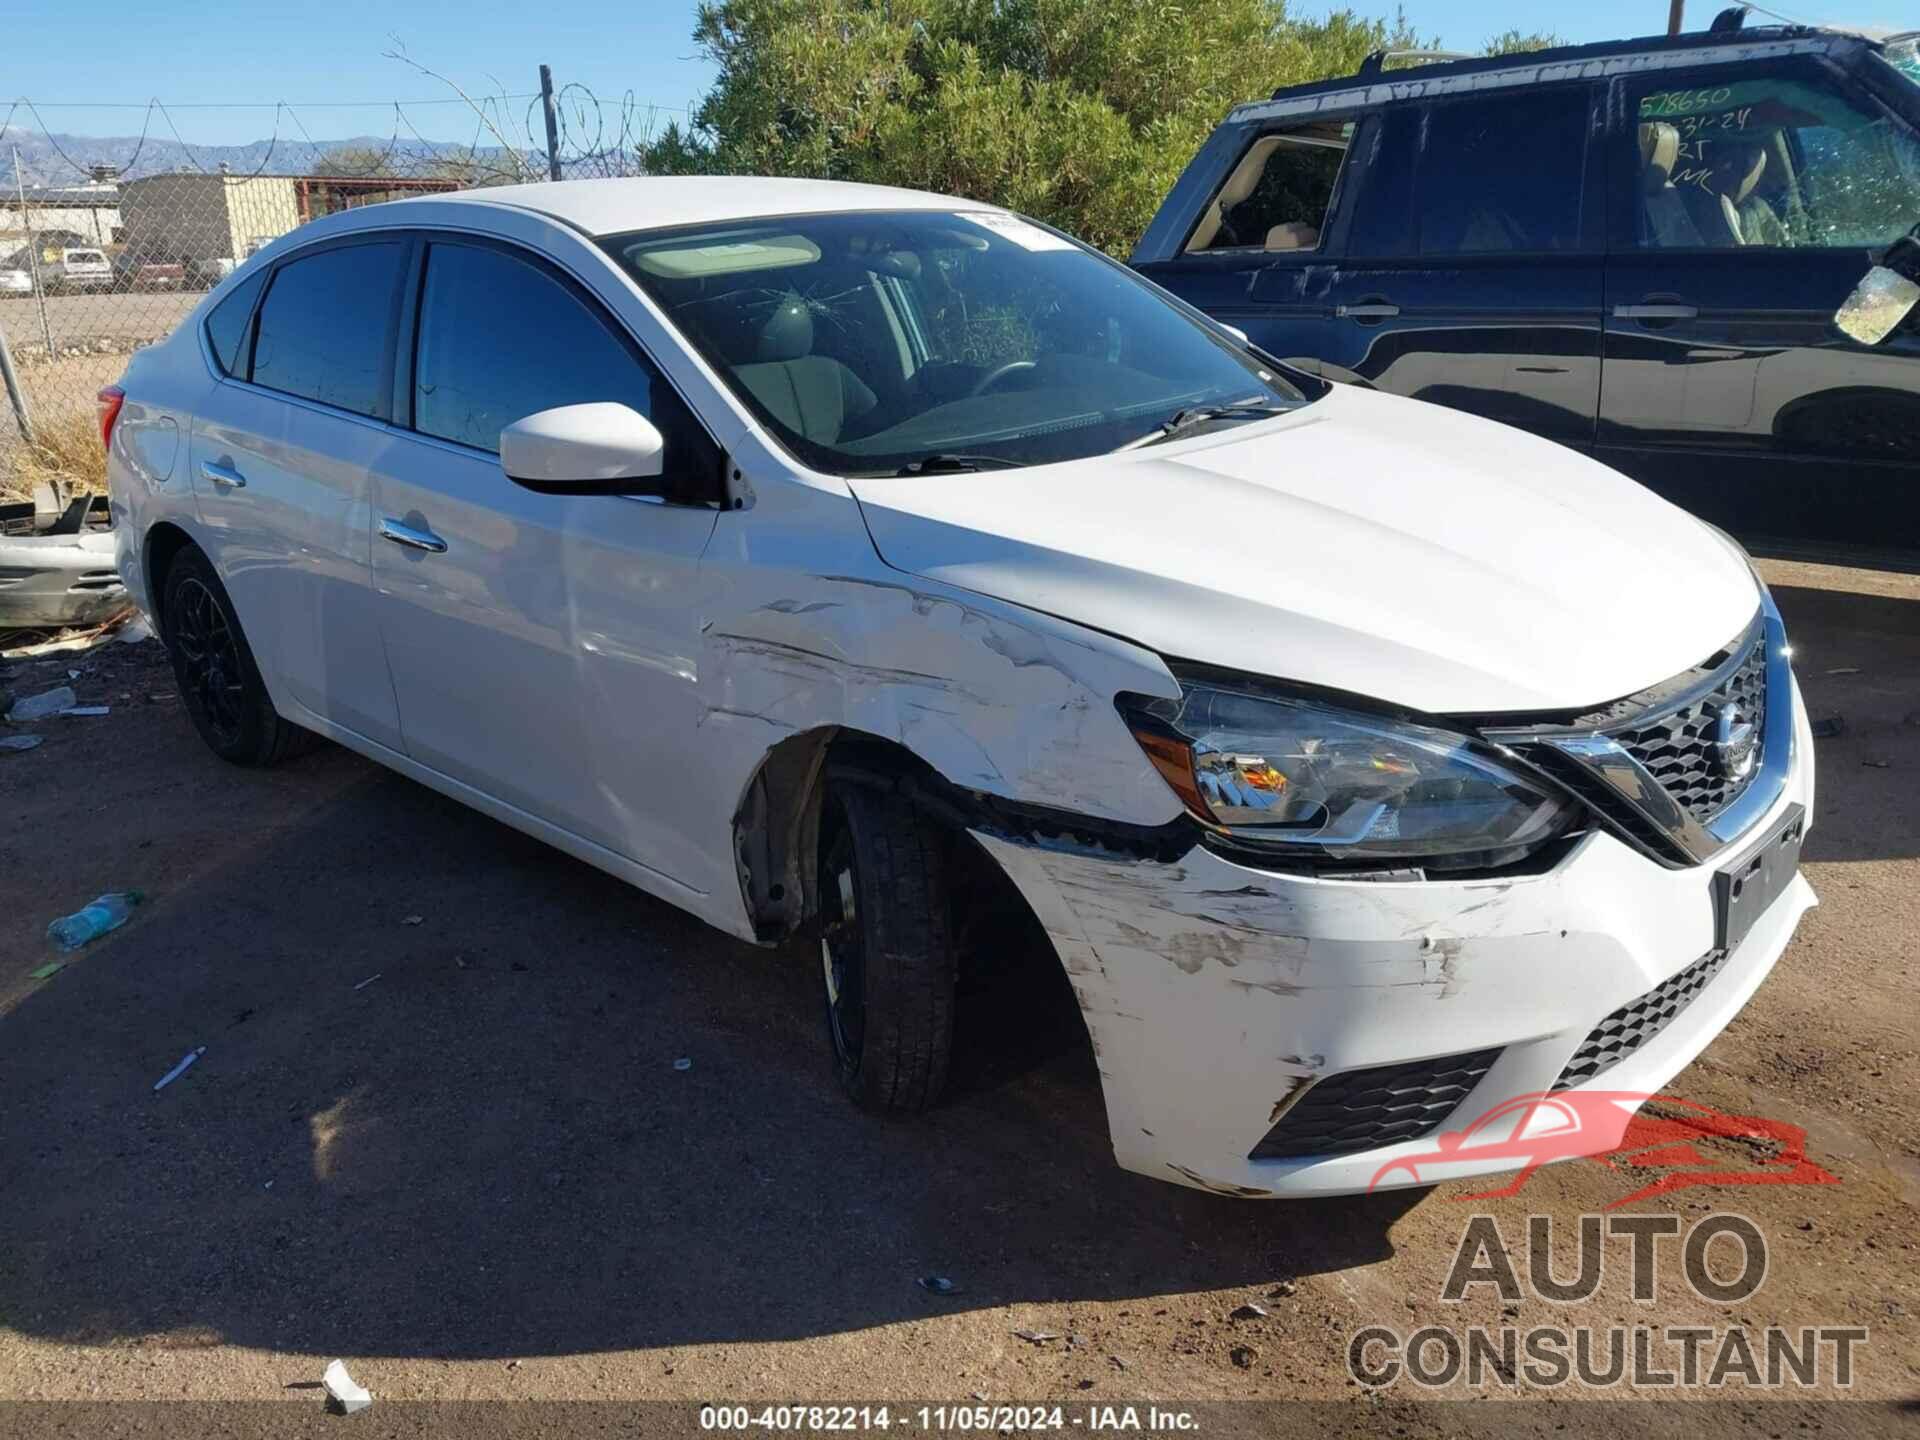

left=731, top=728, right=1033, bottom=949
left=143, top=522, right=198, bottom=635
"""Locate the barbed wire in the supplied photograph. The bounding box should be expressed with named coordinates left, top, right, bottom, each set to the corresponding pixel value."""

left=0, top=81, right=702, bottom=190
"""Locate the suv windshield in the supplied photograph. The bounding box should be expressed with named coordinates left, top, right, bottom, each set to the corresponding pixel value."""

left=606, top=210, right=1308, bottom=475
left=1887, top=36, right=1919, bottom=87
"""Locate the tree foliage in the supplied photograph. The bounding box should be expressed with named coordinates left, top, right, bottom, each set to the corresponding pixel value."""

left=640, top=1, right=1556, bottom=254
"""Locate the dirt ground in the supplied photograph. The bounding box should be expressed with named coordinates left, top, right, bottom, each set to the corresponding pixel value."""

left=0, top=557, right=1913, bottom=1427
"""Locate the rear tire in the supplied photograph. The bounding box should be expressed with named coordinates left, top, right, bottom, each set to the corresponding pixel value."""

left=816, top=783, right=958, bottom=1113
left=161, top=547, right=311, bottom=767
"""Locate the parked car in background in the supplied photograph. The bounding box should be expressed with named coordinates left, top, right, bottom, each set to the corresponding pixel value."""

left=42, top=246, right=113, bottom=294
left=112, top=250, right=186, bottom=292
left=0, top=255, right=33, bottom=295
left=1133, top=15, right=1920, bottom=564
left=183, top=255, right=237, bottom=291
left=107, top=176, right=1813, bottom=1199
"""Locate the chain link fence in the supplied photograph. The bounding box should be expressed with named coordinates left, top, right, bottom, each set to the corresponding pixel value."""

left=1, top=79, right=695, bottom=490
left=1, top=172, right=479, bottom=484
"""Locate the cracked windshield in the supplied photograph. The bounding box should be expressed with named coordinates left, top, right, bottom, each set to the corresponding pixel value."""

left=608, top=210, right=1306, bottom=476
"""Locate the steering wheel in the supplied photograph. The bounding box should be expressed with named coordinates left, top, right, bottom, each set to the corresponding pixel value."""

left=969, top=360, right=1038, bottom=398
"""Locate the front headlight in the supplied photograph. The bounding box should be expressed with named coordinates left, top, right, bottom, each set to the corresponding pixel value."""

left=1121, top=680, right=1574, bottom=871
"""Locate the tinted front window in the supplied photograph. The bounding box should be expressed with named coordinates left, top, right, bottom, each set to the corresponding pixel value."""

left=204, top=269, right=265, bottom=377
left=1418, top=91, right=1589, bottom=254
left=251, top=242, right=403, bottom=418
left=1631, top=69, right=1920, bottom=249
left=412, top=243, right=659, bottom=452
left=607, top=210, right=1307, bottom=475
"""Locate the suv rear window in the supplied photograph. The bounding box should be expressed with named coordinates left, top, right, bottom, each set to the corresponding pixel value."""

left=1417, top=91, right=1589, bottom=254
left=251, top=242, right=404, bottom=418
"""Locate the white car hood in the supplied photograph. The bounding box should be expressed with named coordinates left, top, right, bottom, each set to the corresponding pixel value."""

left=846, top=385, right=1761, bottom=715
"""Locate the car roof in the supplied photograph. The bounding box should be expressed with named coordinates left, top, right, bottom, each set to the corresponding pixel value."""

left=1231, top=23, right=1877, bottom=123
left=380, top=175, right=992, bottom=238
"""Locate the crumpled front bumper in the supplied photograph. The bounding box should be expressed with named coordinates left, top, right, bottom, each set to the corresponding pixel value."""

left=972, top=686, right=1816, bottom=1199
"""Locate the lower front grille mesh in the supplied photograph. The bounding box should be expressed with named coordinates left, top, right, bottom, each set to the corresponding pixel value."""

left=1249, top=1047, right=1502, bottom=1160
left=1552, top=949, right=1730, bottom=1091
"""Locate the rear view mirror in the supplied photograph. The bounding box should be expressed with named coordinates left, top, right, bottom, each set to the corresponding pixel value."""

left=1835, top=226, right=1920, bottom=346
left=500, top=403, right=665, bottom=494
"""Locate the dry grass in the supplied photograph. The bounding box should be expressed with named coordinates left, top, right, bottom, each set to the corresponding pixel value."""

left=0, top=411, right=107, bottom=503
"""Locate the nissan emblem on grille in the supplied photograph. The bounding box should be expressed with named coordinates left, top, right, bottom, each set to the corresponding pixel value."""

left=1713, top=702, right=1758, bottom=780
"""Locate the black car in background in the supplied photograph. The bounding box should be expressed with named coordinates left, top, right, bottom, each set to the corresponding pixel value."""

left=1132, top=16, right=1920, bottom=564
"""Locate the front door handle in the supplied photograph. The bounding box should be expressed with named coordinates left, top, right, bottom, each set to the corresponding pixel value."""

left=200, top=459, right=246, bottom=489
left=1338, top=299, right=1401, bottom=321
left=379, top=518, right=447, bottom=554
left=1615, top=301, right=1699, bottom=321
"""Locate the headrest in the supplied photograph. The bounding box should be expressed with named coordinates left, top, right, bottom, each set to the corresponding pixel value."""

left=1711, top=143, right=1767, bottom=205
left=1265, top=222, right=1319, bottom=251
left=756, top=294, right=814, bottom=363
left=1639, top=123, right=1680, bottom=186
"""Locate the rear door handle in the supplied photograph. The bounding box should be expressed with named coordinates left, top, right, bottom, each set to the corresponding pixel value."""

left=1615, top=302, right=1699, bottom=321
left=379, top=518, right=447, bottom=554
left=200, top=460, right=246, bottom=489
left=1337, top=300, right=1401, bottom=320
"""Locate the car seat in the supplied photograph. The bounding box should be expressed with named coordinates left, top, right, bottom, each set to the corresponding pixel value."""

left=726, top=293, right=879, bottom=444
left=1638, top=122, right=1705, bottom=247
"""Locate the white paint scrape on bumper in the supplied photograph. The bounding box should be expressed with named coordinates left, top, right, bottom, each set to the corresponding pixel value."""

left=972, top=697, right=1816, bottom=1199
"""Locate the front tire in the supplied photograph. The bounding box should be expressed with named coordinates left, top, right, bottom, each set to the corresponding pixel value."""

left=817, top=783, right=958, bottom=1113
left=161, top=547, right=309, bottom=767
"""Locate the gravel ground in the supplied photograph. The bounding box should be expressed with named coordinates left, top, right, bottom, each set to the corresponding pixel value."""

left=0, top=557, right=1913, bottom=1427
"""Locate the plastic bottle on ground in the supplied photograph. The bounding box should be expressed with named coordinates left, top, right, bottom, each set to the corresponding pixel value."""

left=46, top=891, right=143, bottom=951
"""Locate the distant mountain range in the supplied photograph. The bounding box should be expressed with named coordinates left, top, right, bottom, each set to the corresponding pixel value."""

left=2, top=130, right=534, bottom=188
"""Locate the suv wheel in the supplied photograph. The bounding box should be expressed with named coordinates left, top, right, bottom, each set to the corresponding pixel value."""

left=817, top=783, right=957, bottom=1112
left=162, top=548, right=310, bottom=766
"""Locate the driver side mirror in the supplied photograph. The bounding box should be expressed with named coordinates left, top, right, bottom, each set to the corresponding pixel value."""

left=500, top=402, right=667, bottom=495
left=1835, top=224, right=1920, bottom=346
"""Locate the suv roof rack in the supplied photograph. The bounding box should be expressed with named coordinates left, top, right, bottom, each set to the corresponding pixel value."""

left=1265, top=20, right=1837, bottom=105
left=1355, top=48, right=1477, bottom=78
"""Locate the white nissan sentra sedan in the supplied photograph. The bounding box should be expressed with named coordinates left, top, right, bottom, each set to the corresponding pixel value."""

left=107, top=177, right=1815, bottom=1199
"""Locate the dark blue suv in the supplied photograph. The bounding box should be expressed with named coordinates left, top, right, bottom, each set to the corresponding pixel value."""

left=1132, top=19, right=1920, bottom=563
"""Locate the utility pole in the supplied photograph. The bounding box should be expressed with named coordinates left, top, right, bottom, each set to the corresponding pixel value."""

left=1668, top=0, right=1686, bottom=35
left=539, top=64, right=563, bottom=182
left=12, top=146, right=55, bottom=359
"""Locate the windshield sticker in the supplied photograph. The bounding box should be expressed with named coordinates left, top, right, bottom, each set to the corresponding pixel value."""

left=961, top=212, right=1076, bottom=252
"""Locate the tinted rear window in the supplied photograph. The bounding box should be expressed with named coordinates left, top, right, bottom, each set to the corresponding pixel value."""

left=251, top=243, right=404, bottom=418
left=1417, top=90, right=1590, bottom=254
left=204, top=270, right=266, bottom=377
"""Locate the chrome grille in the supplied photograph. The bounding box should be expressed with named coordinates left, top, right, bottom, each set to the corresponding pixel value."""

left=1249, top=1047, right=1501, bottom=1160
left=1552, top=949, right=1730, bottom=1091
left=1608, top=637, right=1768, bottom=825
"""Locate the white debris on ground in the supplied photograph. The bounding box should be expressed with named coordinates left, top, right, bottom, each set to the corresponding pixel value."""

left=1, top=608, right=147, bottom=660
left=322, top=1359, right=373, bottom=1413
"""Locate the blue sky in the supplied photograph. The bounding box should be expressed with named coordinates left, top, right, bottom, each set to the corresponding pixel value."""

left=0, top=1, right=1906, bottom=149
